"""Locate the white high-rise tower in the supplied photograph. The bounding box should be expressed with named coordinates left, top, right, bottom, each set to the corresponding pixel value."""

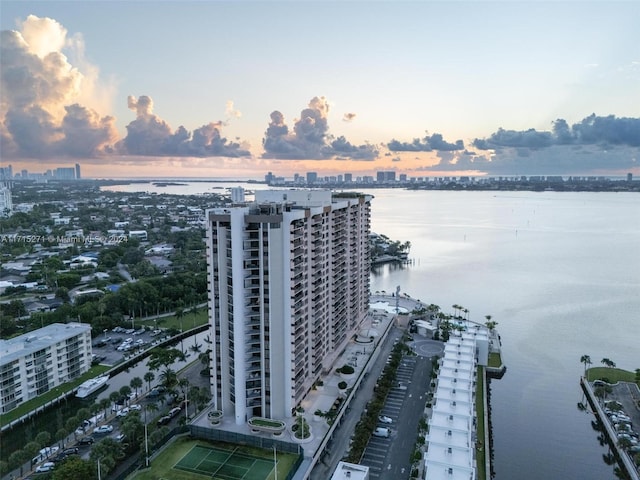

left=205, top=190, right=372, bottom=424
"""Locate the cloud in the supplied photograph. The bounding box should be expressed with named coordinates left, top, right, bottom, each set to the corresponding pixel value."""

left=472, top=114, right=640, bottom=150
left=225, top=100, right=242, bottom=119
left=0, top=16, right=118, bottom=159
left=118, top=95, right=250, bottom=157
left=416, top=144, right=639, bottom=175
left=262, top=96, right=378, bottom=160
left=387, top=133, right=464, bottom=152
left=0, top=15, right=250, bottom=161
left=343, top=112, right=356, bottom=122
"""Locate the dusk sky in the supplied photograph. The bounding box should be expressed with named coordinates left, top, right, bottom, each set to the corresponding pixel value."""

left=1, top=1, right=639, bottom=178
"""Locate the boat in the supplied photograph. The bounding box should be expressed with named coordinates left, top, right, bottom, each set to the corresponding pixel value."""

left=76, top=375, right=109, bottom=399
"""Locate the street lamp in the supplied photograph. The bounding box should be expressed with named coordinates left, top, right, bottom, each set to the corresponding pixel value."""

left=103, top=329, right=108, bottom=340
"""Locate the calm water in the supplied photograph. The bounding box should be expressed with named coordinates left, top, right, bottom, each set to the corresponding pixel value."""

left=101, top=182, right=640, bottom=478
left=369, top=189, right=640, bottom=480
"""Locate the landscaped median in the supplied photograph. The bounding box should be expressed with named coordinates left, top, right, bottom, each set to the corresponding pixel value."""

left=248, top=416, right=286, bottom=434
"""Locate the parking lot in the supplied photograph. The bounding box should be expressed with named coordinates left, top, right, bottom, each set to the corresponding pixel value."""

left=91, top=326, right=171, bottom=366
left=359, top=355, right=432, bottom=480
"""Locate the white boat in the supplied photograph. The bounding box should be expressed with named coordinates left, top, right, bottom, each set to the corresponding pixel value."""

left=76, top=375, right=109, bottom=399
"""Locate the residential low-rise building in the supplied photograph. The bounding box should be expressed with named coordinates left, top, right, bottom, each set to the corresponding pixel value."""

left=0, top=323, right=93, bottom=413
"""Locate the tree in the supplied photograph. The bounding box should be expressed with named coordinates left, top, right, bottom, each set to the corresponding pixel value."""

left=601, top=358, right=616, bottom=368
left=89, top=438, right=123, bottom=476
left=52, top=457, right=97, bottom=480
left=8, top=449, right=28, bottom=477
left=55, top=427, right=68, bottom=448
left=24, top=441, right=41, bottom=461
left=144, top=371, right=155, bottom=391
left=580, top=355, right=592, bottom=376
left=130, top=377, right=143, bottom=397
left=35, top=431, right=52, bottom=448
left=147, top=347, right=185, bottom=371
left=119, top=385, right=132, bottom=403
left=99, top=398, right=111, bottom=418
left=159, top=368, right=178, bottom=392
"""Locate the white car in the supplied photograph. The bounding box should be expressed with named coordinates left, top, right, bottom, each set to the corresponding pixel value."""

left=93, top=424, right=114, bottom=434
left=378, top=415, right=393, bottom=424
left=36, top=462, right=55, bottom=472
left=130, top=404, right=142, bottom=411
left=116, top=407, right=130, bottom=417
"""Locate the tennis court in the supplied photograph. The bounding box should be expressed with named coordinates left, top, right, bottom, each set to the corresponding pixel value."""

left=174, top=443, right=277, bottom=480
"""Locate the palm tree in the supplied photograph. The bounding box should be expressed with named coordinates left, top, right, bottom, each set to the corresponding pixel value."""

left=130, top=376, right=143, bottom=397
left=580, top=355, right=592, bottom=376
left=110, top=390, right=121, bottom=411
left=144, top=371, right=155, bottom=391
left=99, top=397, right=111, bottom=418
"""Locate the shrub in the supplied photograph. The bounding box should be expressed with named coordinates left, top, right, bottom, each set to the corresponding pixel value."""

left=341, top=364, right=355, bottom=375
left=338, top=381, right=348, bottom=390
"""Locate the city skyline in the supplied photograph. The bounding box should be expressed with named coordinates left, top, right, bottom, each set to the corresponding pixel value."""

left=1, top=1, right=639, bottom=178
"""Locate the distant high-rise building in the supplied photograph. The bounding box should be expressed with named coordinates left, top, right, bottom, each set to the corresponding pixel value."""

left=205, top=190, right=372, bottom=424
left=0, top=184, right=12, bottom=217
left=75, top=163, right=81, bottom=179
left=376, top=171, right=396, bottom=183
left=0, top=164, right=12, bottom=180
left=306, top=172, right=318, bottom=184
left=344, top=173, right=352, bottom=183
left=54, top=167, right=75, bottom=180
left=627, top=173, right=633, bottom=182
left=230, top=187, right=245, bottom=203
left=265, top=172, right=274, bottom=184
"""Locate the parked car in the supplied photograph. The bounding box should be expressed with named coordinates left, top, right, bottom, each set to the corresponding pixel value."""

left=36, top=462, right=55, bottom=473
left=157, top=415, right=172, bottom=426
left=169, top=407, right=182, bottom=418
left=130, top=404, right=142, bottom=411
left=78, top=436, right=95, bottom=445
left=62, top=447, right=79, bottom=456
left=93, top=425, right=114, bottom=434
left=378, top=415, right=393, bottom=424
left=115, top=433, right=126, bottom=442
left=373, top=427, right=390, bottom=438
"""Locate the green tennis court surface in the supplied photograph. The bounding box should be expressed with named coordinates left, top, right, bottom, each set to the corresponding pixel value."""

left=175, top=444, right=277, bottom=480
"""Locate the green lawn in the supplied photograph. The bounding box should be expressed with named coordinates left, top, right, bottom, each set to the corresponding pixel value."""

left=586, top=367, right=636, bottom=383
left=0, top=364, right=110, bottom=426
left=137, top=309, right=209, bottom=331
left=488, top=352, right=502, bottom=368
left=129, top=437, right=299, bottom=480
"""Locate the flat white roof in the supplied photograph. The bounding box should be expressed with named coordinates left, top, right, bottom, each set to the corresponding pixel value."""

left=438, top=376, right=473, bottom=391
left=439, top=367, right=475, bottom=382
left=424, top=460, right=475, bottom=480
left=425, top=443, right=474, bottom=469
left=434, top=386, right=473, bottom=404
left=331, top=461, right=369, bottom=480
left=0, top=322, right=91, bottom=366
left=430, top=411, right=472, bottom=431
left=426, top=425, right=472, bottom=449
left=432, top=397, right=473, bottom=416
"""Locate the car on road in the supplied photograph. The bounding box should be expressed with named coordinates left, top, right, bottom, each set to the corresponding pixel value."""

left=78, top=436, right=95, bottom=445
left=94, top=425, right=114, bottom=434
left=116, top=407, right=130, bottom=417
left=116, top=433, right=126, bottom=442
left=169, top=407, right=182, bottom=418
left=36, top=462, right=55, bottom=473
left=62, top=447, right=79, bottom=456
left=378, top=415, right=393, bottom=424
left=130, top=404, right=142, bottom=411
left=157, top=415, right=172, bottom=426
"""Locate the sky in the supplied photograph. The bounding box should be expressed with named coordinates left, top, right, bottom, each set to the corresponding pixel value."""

left=1, top=0, right=639, bottom=179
